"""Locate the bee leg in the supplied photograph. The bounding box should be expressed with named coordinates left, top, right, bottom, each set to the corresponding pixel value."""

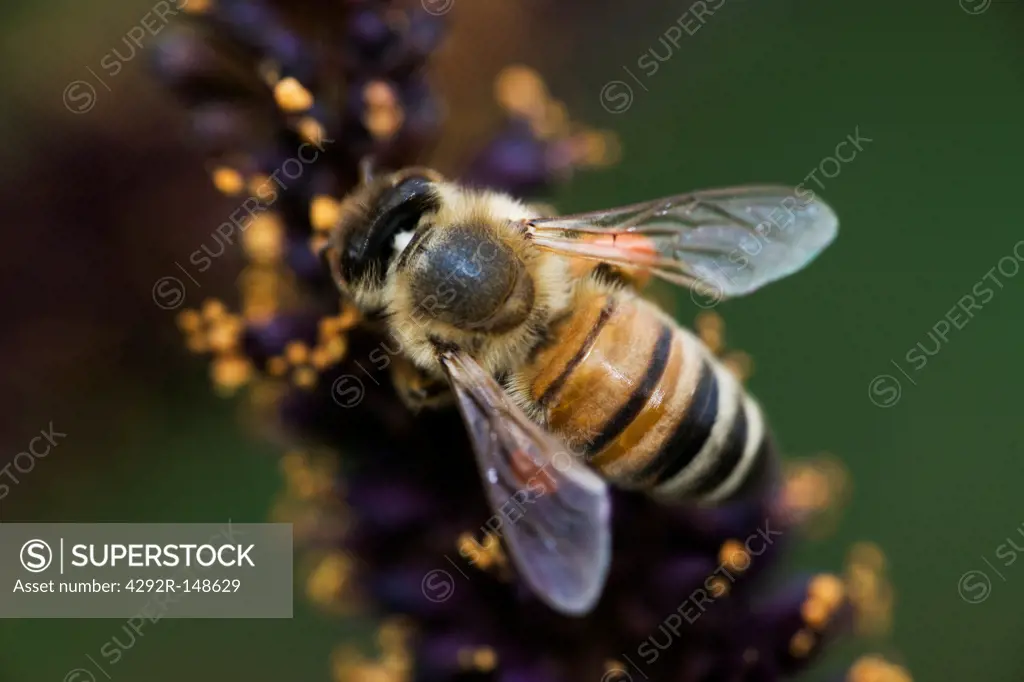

left=389, top=354, right=452, bottom=411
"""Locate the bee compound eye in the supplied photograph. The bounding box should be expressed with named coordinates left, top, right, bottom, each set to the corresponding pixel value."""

left=342, top=176, right=440, bottom=285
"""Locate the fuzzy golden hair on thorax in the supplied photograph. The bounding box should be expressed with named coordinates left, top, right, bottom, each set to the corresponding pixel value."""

left=382, top=180, right=574, bottom=379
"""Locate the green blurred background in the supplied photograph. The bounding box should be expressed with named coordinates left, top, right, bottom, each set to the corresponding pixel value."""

left=1, top=0, right=1022, bottom=680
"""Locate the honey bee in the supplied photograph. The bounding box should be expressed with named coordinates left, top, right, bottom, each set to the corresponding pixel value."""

left=324, top=166, right=838, bottom=616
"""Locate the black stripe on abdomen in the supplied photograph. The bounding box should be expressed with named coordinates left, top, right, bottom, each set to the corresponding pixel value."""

left=585, top=323, right=673, bottom=456
left=688, top=400, right=749, bottom=498
left=538, top=298, right=616, bottom=408
left=642, top=360, right=719, bottom=486
left=727, top=429, right=776, bottom=500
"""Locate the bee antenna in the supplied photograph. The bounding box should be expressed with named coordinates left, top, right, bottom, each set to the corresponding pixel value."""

left=315, top=241, right=332, bottom=263
left=319, top=243, right=346, bottom=292
left=359, top=156, right=377, bottom=185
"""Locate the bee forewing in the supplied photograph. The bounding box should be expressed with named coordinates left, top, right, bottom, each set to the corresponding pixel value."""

left=527, top=185, right=838, bottom=297
left=439, top=350, right=611, bottom=616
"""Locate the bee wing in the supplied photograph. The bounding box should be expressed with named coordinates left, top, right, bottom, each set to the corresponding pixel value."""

left=526, top=185, right=838, bottom=297
left=438, top=349, right=611, bottom=616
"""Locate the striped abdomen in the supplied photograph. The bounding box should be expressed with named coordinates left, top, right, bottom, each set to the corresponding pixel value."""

left=521, top=288, right=774, bottom=503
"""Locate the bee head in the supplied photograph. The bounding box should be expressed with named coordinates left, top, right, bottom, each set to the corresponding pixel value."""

left=327, top=168, right=443, bottom=305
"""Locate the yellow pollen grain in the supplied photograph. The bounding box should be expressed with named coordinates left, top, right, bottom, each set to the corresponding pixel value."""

left=246, top=268, right=275, bottom=298
left=211, top=355, right=251, bottom=393
left=246, top=379, right=286, bottom=414
left=544, top=100, right=569, bottom=136
left=495, top=65, right=547, bottom=119
left=267, top=356, right=288, bottom=377
left=602, top=661, right=631, bottom=682
left=207, top=317, right=242, bottom=353
left=309, top=471, right=336, bottom=500
left=281, top=450, right=308, bottom=475
left=801, top=597, right=831, bottom=630
left=297, top=116, right=327, bottom=145
left=365, top=108, right=404, bottom=140
left=851, top=542, right=887, bottom=571
left=562, top=129, right=601, bottom=164
left=364, top=80, right=398, bottom=108
left=696, top=310, right=724, bottom=333
left=176, top=309, right=202, bottom=332
left=243, top=215, right=284, bottom=264
left=181, top=0, right=212, bottom=15
left=457, top=532, right=486, bottom=567
left=293, top=366, right=318, bottom=389
left=695, top=310, right=725, bottom=354
left=820, top=456, right=850, bottom=498
left=243, top=296, right=279, bottom=324
left=480, top=533, right=506, bottom=566
left=363, top=81, right=403, bottom=140
left=285, top=341, right=309, bottom=365
left=239, top=265, right=282, bottom=302
left=809, top=573, right=846, bottom=608
left=319, top=316, right=342, bottom=338
left=719, top=539, right=750, bottom=573
left=389, top=648, right=412, bottom=667
left=330, top=649, right=357, bottom=682
left=249, top=174, right=274, bottom=201
left=458, top=532, right=505, bottom=571
left=310, top=346, right=332, bottom=370
left=290, top=470, right=317, bottom=500
left=306, top=552, right=351, bottom=606
left=844, top=543, right=895, bottom=637
left=723, top=351, right=753, bottom=383
left=458, top=647, right=496, bottom=672
left=250, top=210, right=283, bottom=232
left=785, top=466, right=831, bottom=511
left=847, top=655, right=913, bottom=682
left=581, top=129, right=621, bottom=167
left=529, top=98, right=567, bottom=139
left=378, top=618, right=412, bottom=648
left=311, top=195, right=341, bottom=232
left=201, top=299, right=227, bottom=321
left=701, top=329, right=724, bottom=355
left=708, top=576, right=730, bottom=597
left=473, top=647, right=497, bottom=672
left=323, top=336, right=348, bottom=363
left=212, top=166, right=244, bottom=195
left=383, top=655, right=411, bottom=679
left=337, top=305, right=361, bottom=329
left=347, top=661, right=395, bottom=682
left=238, top=263, right=285, bottom=305
left=788, top=629, right=815, bottom=658
left=847, top=566, right=877, bottom=601
left=274, top=77, right=314, bottom=113
left=184, top=333, right=209, bottom=354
